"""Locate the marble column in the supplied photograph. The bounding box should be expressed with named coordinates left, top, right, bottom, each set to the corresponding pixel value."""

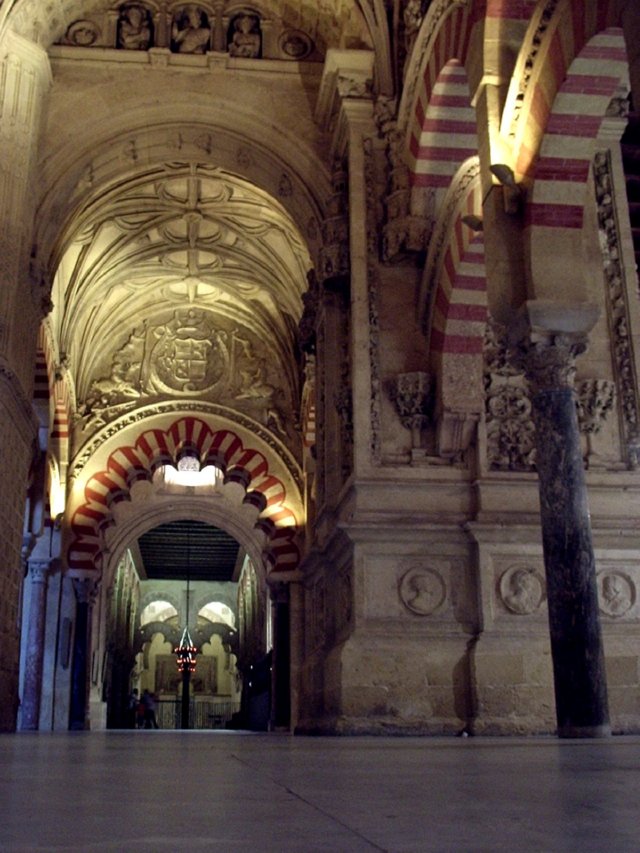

left=20, top=559, right=51, bottom=730
left=69, top=577, right=96, bottom=731
left=521, top=330, right=610, bottom=737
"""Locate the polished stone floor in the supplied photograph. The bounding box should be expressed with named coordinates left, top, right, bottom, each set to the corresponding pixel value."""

left=1, top=732, right=639, bottom=852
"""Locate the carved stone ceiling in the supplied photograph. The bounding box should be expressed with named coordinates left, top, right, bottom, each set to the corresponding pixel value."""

left=50, top=162, right=311, bottom=415
left=4, top=0, right=371, bottom=51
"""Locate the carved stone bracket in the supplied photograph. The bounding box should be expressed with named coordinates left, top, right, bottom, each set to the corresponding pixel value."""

left=317, top=163, right=350, bottom=286
left=377, top=120, right=432, bottom=261
left=391, top=371, right=431, bottom=448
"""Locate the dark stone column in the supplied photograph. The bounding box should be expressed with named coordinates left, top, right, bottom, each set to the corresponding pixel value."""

left=69, top=577, right=96, bottom=731
left=521, top=330, right=610, bottom=737
left=271, top=584, right=290, bottom=730
left=20, top=560, right=51, bottom=730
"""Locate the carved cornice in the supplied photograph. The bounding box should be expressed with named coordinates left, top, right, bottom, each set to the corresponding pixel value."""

left=503, top=0, right=561, bottom=142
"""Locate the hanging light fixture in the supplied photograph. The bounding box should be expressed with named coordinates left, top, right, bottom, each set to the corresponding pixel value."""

left=174, top=518, right=198, bottom=672
left=174, top=518, right=198, bottom=728
left=174, top=625, right=198, bottom=673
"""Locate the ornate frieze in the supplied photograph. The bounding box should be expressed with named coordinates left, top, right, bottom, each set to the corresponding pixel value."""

left=593, top=149, right=640, bottom=468
left=505, top=0, right=561, bottom=140
left=483, top=320, right=536, bottom=472
left=58, top=3, right=318, bottom=61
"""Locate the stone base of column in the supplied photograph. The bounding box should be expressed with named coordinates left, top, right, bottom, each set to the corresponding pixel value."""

left=558, top=723, right=612, bottom=738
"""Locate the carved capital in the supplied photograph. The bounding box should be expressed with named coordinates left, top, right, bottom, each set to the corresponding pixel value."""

left=73, top=576, right=99, bottom=605
left=514, top=333, right=587, bottom=395
left=28, top=559, right=53, bottom=584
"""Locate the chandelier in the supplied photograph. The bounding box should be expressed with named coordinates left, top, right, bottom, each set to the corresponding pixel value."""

left=174, top=626, right=197, bottom=673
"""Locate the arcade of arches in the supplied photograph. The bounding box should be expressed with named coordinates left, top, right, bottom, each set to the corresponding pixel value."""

left=2, top=0, right=640, bottom=736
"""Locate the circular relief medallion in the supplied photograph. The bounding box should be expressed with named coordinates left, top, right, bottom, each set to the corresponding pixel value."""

left=67, top=19, right=101, bottom=46
left=399, top=567, right=446, bottom=616
left=500, top=566, right=544, bottom=615
left=598, top=570, right=634, bottom=618
left=279, top=29, right=313, bottom=60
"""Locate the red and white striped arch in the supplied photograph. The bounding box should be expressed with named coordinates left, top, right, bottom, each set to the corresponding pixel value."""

left=417, top=157, right=487, bottom=443
left=428, top=171, right=487, bottom=409
left=404, top=2, right=482, bottom=193
left=35, top=323, right=72, bottom=473
left=68, top=416, right=301, bottom=576
left=506, top=0, right=625, bottom=181
left=527, top=28, right=628, bottom=231
left=410, top=59, right=477, bottom=192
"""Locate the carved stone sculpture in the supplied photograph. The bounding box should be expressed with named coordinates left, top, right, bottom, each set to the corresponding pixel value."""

left=598, top=570, right=634, bottom=618
left=118, top=5, right=152, bottom=50
left=399, top=566, right=446, bottom=615
left=499, top=566, right=545, bottom=616
left=228, top=14, right=261, bottom=58
left=171, top=6, right=211, bottom=54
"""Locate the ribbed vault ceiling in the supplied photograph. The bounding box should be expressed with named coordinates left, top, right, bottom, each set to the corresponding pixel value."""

left=50, top=163, right=310, bottom=411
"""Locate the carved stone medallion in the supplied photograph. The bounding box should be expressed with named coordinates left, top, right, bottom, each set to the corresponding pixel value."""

left=598, top=570, right=635, bottom=618
left=499, top=566, right=544, bottom=615
left=399, top=566, right=446, bottom=615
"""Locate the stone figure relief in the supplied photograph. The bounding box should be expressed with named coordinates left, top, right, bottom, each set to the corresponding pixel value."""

left=279, top=30, right=313, bottom=60
left=228, top=14, right=261, bottom=58
left=597, top=570, right=635, bottom=618
left=66, top=19, right=101, bottom=46
left=171, top=5, right=211, bottom=54
left=499, top=566, right=545, bottom=616
left=399, top=566, right=446, bottom=615
left=118, top=5, right=152, bottom=50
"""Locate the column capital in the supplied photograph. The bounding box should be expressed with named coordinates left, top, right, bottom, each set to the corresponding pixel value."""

left=72, top=575, right=99, bottom=605
left=513, top=333, right=587, bottom=394
left=27, top=558, right=57, bottom=583
left=509, top=300, right=599, bottom=394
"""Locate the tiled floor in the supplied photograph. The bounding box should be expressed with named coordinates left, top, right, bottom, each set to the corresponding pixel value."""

left=1, top=731, right=638, bottom=852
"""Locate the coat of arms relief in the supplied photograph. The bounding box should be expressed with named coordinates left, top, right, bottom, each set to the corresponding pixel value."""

left=78, top=308, right=292, bottom=438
